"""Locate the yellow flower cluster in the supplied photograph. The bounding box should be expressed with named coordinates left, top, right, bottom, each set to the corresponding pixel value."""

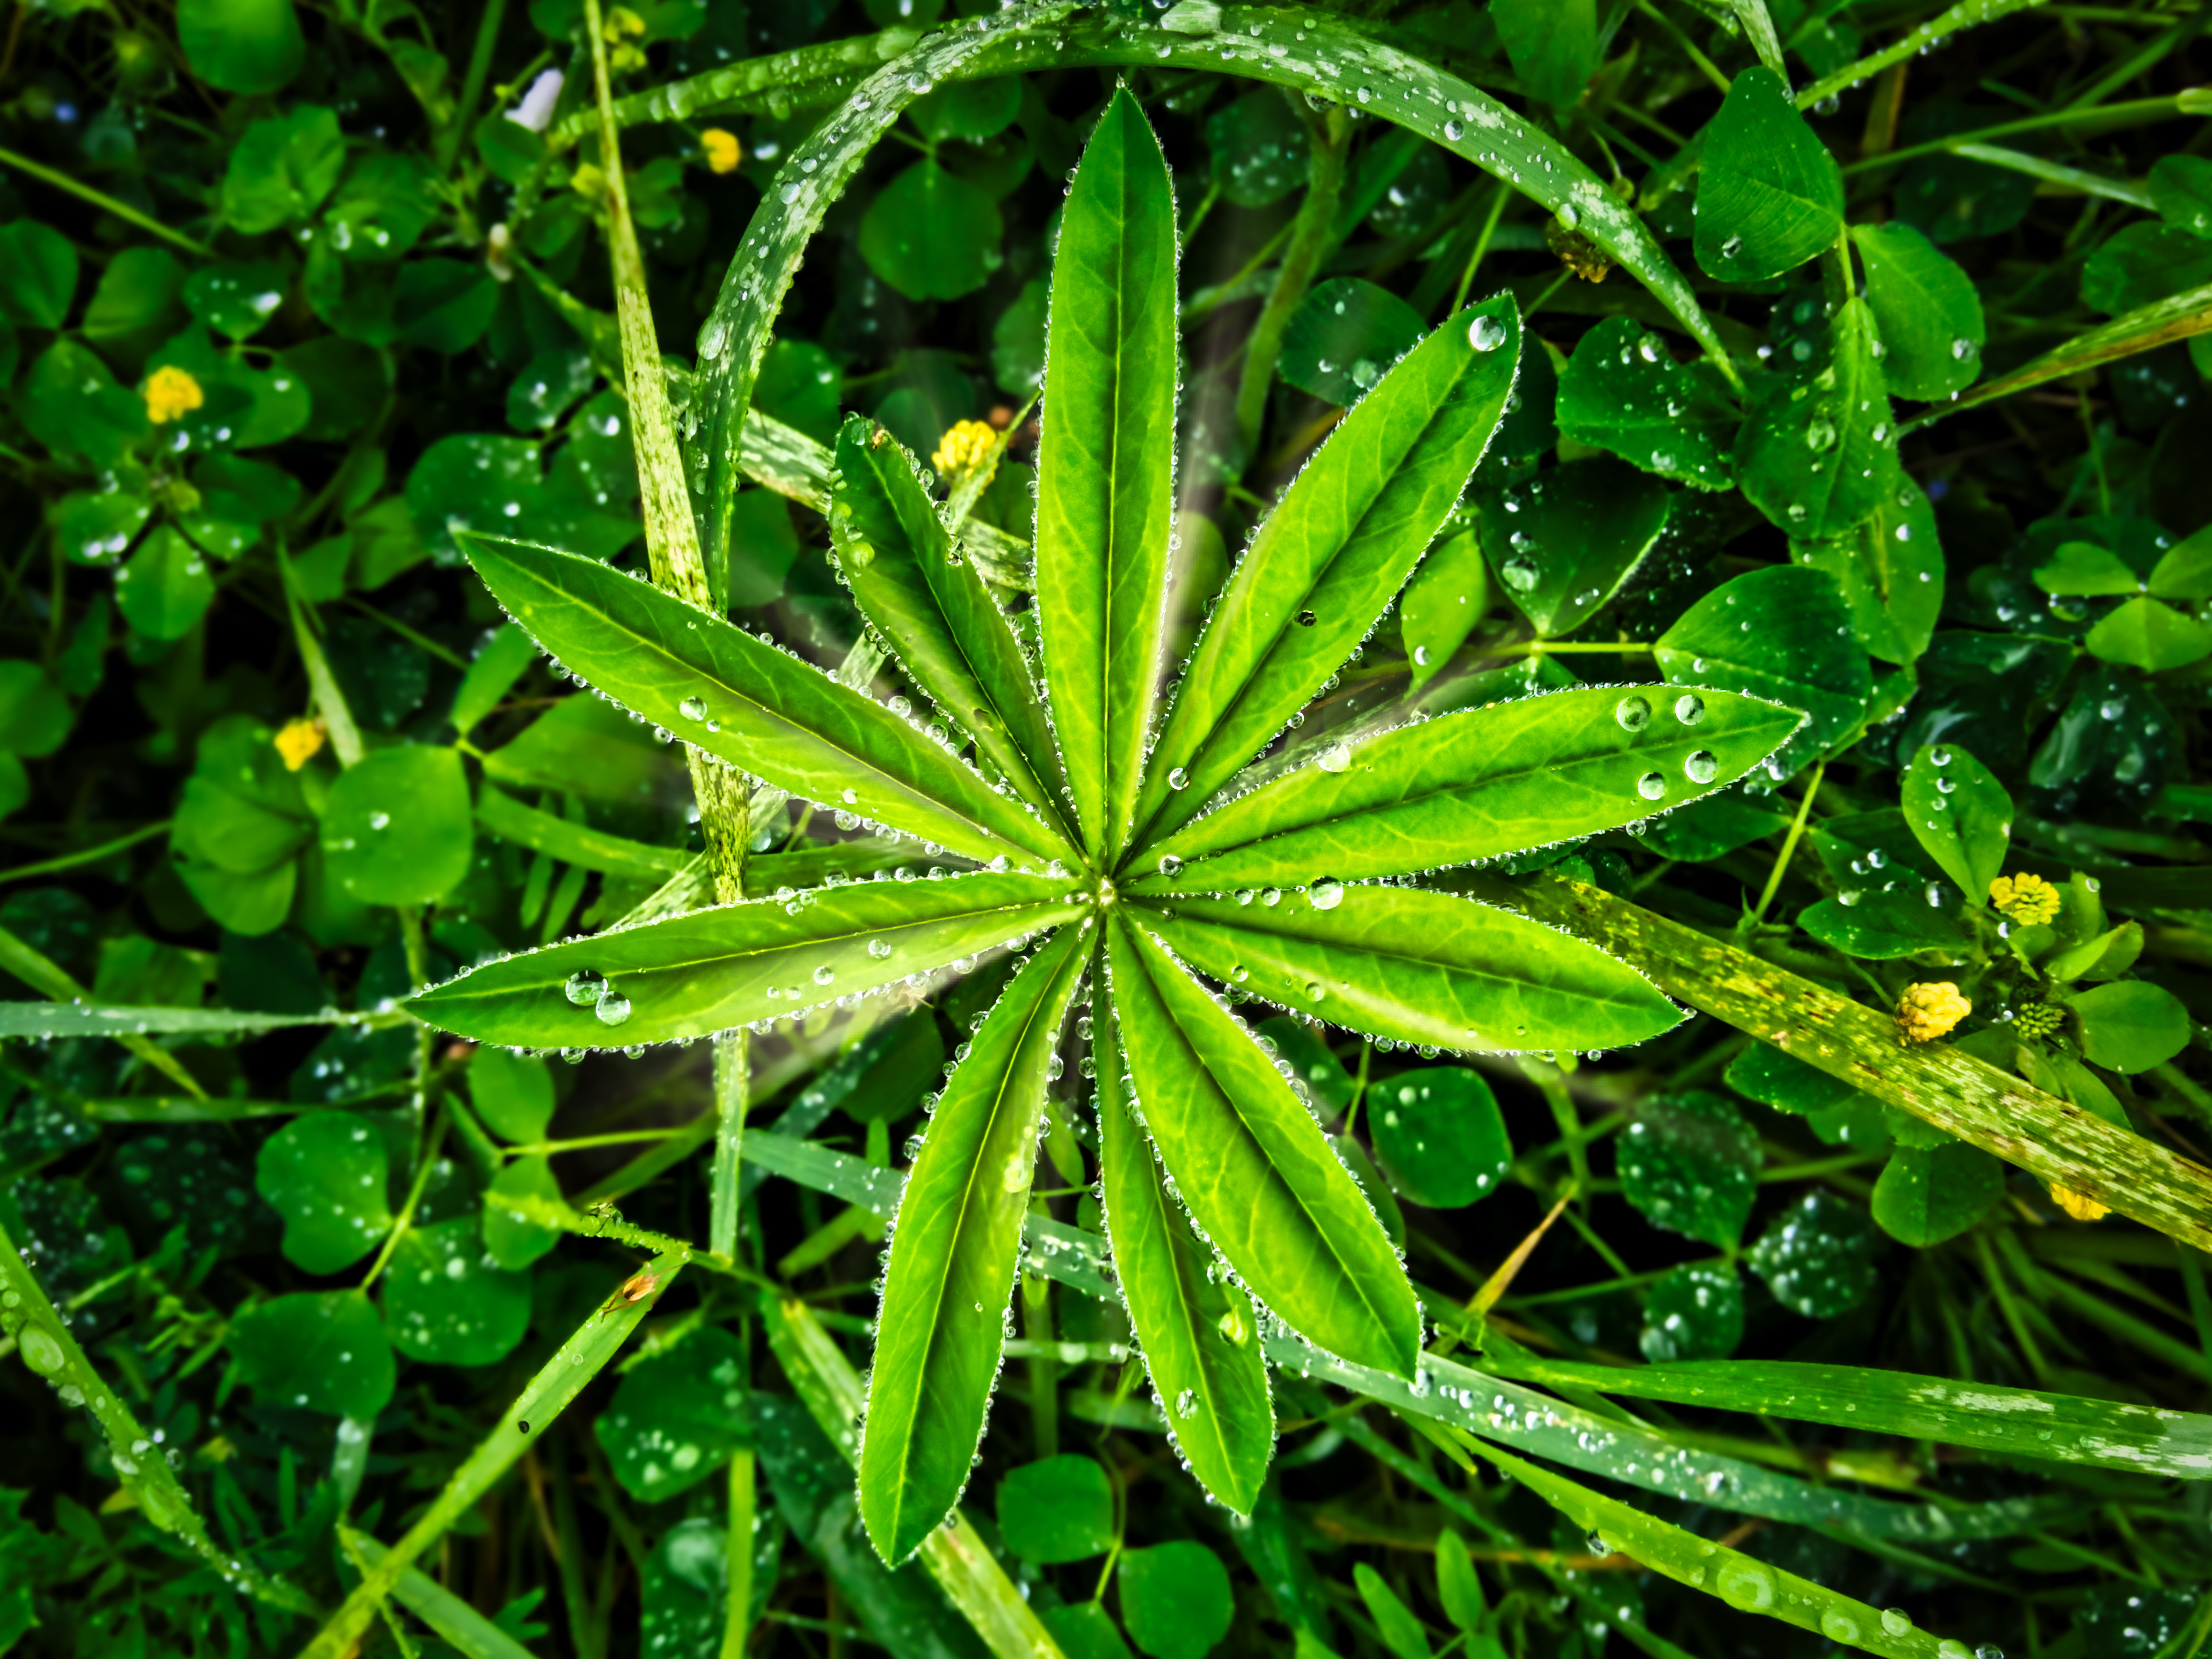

left=2047, top=1183, right=2109, bottom=1222
left=274, top=717, right=326, bottom=772
left=604, top=5, right=647, bottom=70
left=1896, top=981, right=1970, bottom=1046
left=143, top=365, right=204, bottom=424
left=1990, top=871, right=2060, bottom=926
left=931, top=419, right=997, bottom=477
left=701, top=129, right=742, bottom=174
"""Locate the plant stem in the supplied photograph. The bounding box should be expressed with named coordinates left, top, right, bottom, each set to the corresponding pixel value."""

left=1448, top=181, right=1512, bottom=317
left=0, top=820, right=172, bottom=885
left=359, top=1103, right=450, bottom=1292
left=1749, top=757, right=1825, bottom=927
left=0, top=145, right=213, bottom=255
left=1235, top=100, right=1349, bottom=459
left=437, top=0, right=509, bottom=176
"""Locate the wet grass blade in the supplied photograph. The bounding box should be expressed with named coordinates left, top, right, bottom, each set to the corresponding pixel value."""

left=343, top=1532, right=537, bottom=1659
left=300, top=1251, right=686, bottom=1659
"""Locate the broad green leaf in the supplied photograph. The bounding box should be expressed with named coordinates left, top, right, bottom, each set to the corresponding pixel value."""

left=2084, top=223, right=2212, bottom=317
left=1900, top=742, right=2010, bottom=905
left=1278, top=277, right=1427, bottom=406
left=230, top=1290, right=395, bottom=1420
left=20, top=341, right=147, bottom=468
left=481, top=1157, right=561, bottom=1269
left=1475, top=1349, right=2212, bottom=1481
left=84, top=248, right=186, bottom=352
left=1747, top=1191, right=1876, bottom=1319
left=1035, top=89, right=1178, bottom=868
left=1852, top=221, right=1985, bottom=400
left=223, top=105, right=345, bottom=233
left=1799, top=887, right=1973, bottom=959
left=1694, top=68, right=1844, bottom=282
left=1119, top=1542, right=1234, bottom=1659
left=1618, top=1091, right=1759, bottom=1249
left=51, top=489, right=152, bottom=567
left=1637, top=791, right=1791, bottom=863
left=1205, top=89, right=1309, bottom=208
left=2153, top=155, right=2212, bottom=240
left=1738, top=297, right=1893, bottom=540
left=829, top=417, right=1073, bottom=850
left=173, top=715, right=312, bottom=875
left=1254, top=1015, right=1354, bottom=1118
left=596, top=1324, right=750, bottom=1503
left=1477, top=453, right=1671, bottom=637
left=409, top=872, right=1084, bottom=1050
left=1042, top=1603, right=1133, bottom=1659
left=858, top=160, right=1003, bottom=302
left=1355, top=1563, right=1433, bottom=1659
left=449, top=623, right=539, bottom=734
left=1108, top=917, right=1420, bottom=1378
left=1491, top=0, right=1596, bottom=111
left=1794, top=463, right=1943, bottom=665
left=0, top=221, right=78, bottom=330
left=464, top=536, right=1061, bottom=864
left=116, top=526, right=216, bottom=643
left=255, top=1113, right=391, bottom=1273
left=468, top=1045, right=555, bottom=1142
left=1133, top=685, right=1800, bottom=894
left=2086, top=596, right=2212, bottom=672
left=183, top=261, right=289, bottom=341
left=1136, top=887, right=1681, bottom=1054
left=2066, top=981, right=2190, bottom=1074
left=0, top=661, right=73, bottom=759
left=176, top=0, right=303, bottom=93
left=860, top=923, right=1089, bottom=1563
left=1872, top=1142, right=2001, bottom=1246
left=1368, top=1067, right=1511, bottom=1210
left=1655, top=567, right=1869, bottom=770
left=1399, top=530, right=1489, bottom=690
left=996, top=1456, right=1116, bottom=1564
left=1555, top=317, right=1739, bottom=489
left=323, top=745, right=475, bottom=906
left=2033, top=539, right=2140, bottom=597
left=638, top=1518, right=747, bottom=1659
left=2150, top=526, right=2212, bottom=602
left=1134, top=296, right=1520, bottom=850
left=1097, top=1012, right=1272, bottom=1515
left=1639, top=1263, right=1744, bottom=1362
left=1435, top=1530, right=1485, bottom=1632
left=383, top=1216, right=532, bottom=1367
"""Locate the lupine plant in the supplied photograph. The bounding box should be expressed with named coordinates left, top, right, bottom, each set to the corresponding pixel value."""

left=4, top=1, right=2212, bottom=1659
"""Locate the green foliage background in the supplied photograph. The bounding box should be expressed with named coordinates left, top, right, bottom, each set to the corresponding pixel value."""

left=1, top=0, right=2212, bottom=1656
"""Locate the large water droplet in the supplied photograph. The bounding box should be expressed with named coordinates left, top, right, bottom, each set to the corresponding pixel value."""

left=1317, top=742, right=1352, bottom=774
left=679, top=695, right=707, bottom=720
left=1501, top=557, right=1538, bottom=592
left=1714, top=1560, right=1775, bottom=1612
left=1309, top=879, right=1343, bottom=911
left=1168, top=766, right=1190, bottom=791
left=18, top=1322, right=67, bottom=1377
left=1636, top=771, right=1667, bottom=801
left=1820, top=1610, right=1861, bottom=1642
left=1684, top=750, right=1718, bottom=784
left=1615, top=694, right=1651, bottom=732
left=1881, top=1609, right=1914, bottom=1638
left=1674, top=693, right=1705, bottom=726
left=565, top=972, right=605, bottom=1006
left=1158, top=853, right=1184, bottom=877
left=594, top=993, right=632, bottom=1026
left=1468, top=313, right=1507, bottom=352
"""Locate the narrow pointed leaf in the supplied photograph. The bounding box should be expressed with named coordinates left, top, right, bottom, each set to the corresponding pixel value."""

left=1034, top=89, right=1179, bottom=867
left=1095, top=1012, right=1273, bottom=1514
left=1107, top=916, right=1420, bottom=1377
left=1132, top=685, right=1800, bottom=894
left=408, top=873, right=1083, bottom=1049
left=1131, top=298, right=1522, bottom=852
left=1136, top=887, right=1682, bottom=1053
left=860, top=923, right=1092, bottom=1563
left=464, top=535, right=1063, bottom=866
left=829, top=417, right=1074, bottom=851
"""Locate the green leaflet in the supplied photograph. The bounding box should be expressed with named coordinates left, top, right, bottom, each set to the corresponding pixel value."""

left=1472, top=1349, right=2212, bottom=1482
left=1107, top=915, right=1420, bottom=1379
left=1872, top=1142, right=2003, bottom=1246
left=1695, top=68, right=1844, bottom=283
left=476, top=783, right=691, bottom=879
left=859, top=923, right=1091, bottom=1564
left=407, top=872, right=1085, bottom=1049
left=462, top=535, right=1063, bottom=866
left=1034, top=89, right=1179, bottom=869
left=1555, top=317, right=1740, bottom=490
left=1793, top=463, right=1944, bottom=667
left=1131, top=297, right=1521, bottom=851
left=1131, top=685, right=1801, bottom=894
left=1851, top=222, right=1985, bottom=402
left=828, top=416, right=1073, bottom=849
left=1655, top=567, right=1870, bottom=771
left=1739, top=297, right=1894, bottom=541
left=1095, top=1012, right=1273, bottom=1515
left=1474, top=454, right=1672, bottom=639
left=1135, top=887, right=1682, bottom=1053
left=1899, top=742, right=2010, bottom=905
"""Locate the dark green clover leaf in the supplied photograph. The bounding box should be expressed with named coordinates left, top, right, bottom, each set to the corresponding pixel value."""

left=383, top=1217, right=532, bottom=1366
left=84, top=248, right=187, bottom=358
left=2085, top=598, right=2212, bottom=673
left=230, top=1290, right=395, bottom=1419
left=1656, top=566, right=1865, bottom=774
left=1900, top=742, right=2011, bottom=907
left=1872, top=1142, right=2002, bottom=1247
left=1280, top=278, right=1428, bottom=407
left=1639, top=1263, right=1745, bottom=1362
left=254, top=1113, right=391, bottom=1274
left=410, top=91, right=1808, bottom=1564
left=1476, top=455, right=1672, bottom=638
left=1556, top=316, right=1739, bottom=489
left=481, top=1157, right=561, bottom=1269
left=468, top=1046, right=554, bottom=1143
left=116, top=527, right=216, bottom=643
left=183, top=262, right=290, bottom=341
left=176, top=0, right=303, bottom=93
left=1370, top=1067, right=1511, bottom=1210
left=222, top=104, right=345, bottom=233
left=1205, top=89, right=1308, bottom=207
left=1695, top=68, right=1844, bottom=283
left=1738, top=298, right=1893, bottom=541
left=1794, top=464, right=1944, bottom=667
left=1120, top=1542, right=1235, bottom=1659
left=1748, top=1191, right=1878, bottom=1319
left=1399, top=529, right=1489, bottom=689
left=1851, top=222, right=1985, bottom=401
left=1617, top=1091, right=1759, bottom=1249
left=2066, top=981, right=2191, bottom=1074
left=996, top=1456, right=1116, bottom=1564
left=0, top=221, right=78, bottom=331
left=596, top=1325, right=750, bottom=1503
left=1491, top=0, right=1597, bottom=112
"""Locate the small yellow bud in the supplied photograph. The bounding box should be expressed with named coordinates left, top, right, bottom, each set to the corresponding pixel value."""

left=274, top=717, right=327, bottom=772
left=1896, top=981, right=1970, bottom=1047
left=606, top=5, right=647, bottom=36
left=2048, top=1182, right=2109, bottom=1222
left=143, top=365, right=205, bottom=425
left=570, top=163, right=608, bottom=202
left=1990, top=871, right=2061, bottom=927
left=931, top=418, right=997, bottom=478
left=701, top=129, right=742, bottom=174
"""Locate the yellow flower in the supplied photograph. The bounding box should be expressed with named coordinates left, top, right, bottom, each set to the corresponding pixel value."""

left=143, top=365, right=204, bottom=425
left=1896, top=981, right=1970, bottom=1046
left=701, top=129, right=742, bottom=174
left=2048, top=1182, right=2109, bottom=1222
left=1990, top=871, right=2061, bottom=927
left=274, top=717, right=326, bottom=772
left=931, top=419, right=997, bottom=478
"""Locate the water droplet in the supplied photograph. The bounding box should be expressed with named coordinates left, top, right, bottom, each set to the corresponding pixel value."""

left=868, top=939, right=893, bottom=959
left=1715, top=1560, right=1775, bottom=1612
left=1217, top=1305, right=1249, bottom=1344
left=1158, top=853, right=1184, bottom=877
left=1806, top=418, right=1837, bottom=452
left=1501, top=557, right=1538, bottom=591
left=1615, top=694, right=1651, bottom=732
left=1674, top=693, right=1705, bottom=725
left=1636, top=771, right=1667, bottom=801
left=1952, top=337, right=1976, bottom=360
left=1684, top=750, right=1718, bottom=784
left=565, top=972, right=605, bottom=1006
left=1721, top=233, right=1744, bottom=258
left=814, top=965, right=835, bottom=986
left=1820, top=1610, right=1861, bottom=1642
left=18, top=1322, right=66, bottom=1377
left=1317, top=742, right=1352, bottom=774
left=1309, top=880, right=1343, bottom=911
left=1468, top=313, right=1507, bottom=352
left=594, top=993, right=632, bottom=1026
left=1168, top=766, right=1190, bottom=791
left=1304, top=981, right=1325, bottom=1002
left=679, top=695, right=706, bottom=720
left=1881, top=1609, right=1914, bottom=1638
left=1586, top=1530, right=1612, bottom=1556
